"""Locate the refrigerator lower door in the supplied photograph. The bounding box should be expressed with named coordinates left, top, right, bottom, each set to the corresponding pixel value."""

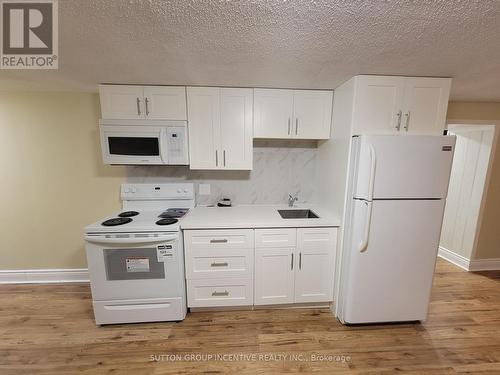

left=353, top=135, right=456, bottom=200
left=340, top=199, right=445, bottom=324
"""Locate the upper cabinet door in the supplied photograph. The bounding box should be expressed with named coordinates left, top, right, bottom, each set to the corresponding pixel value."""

left=219, top=88, right=253, bottom=170
left=292, top=90, right=333, bottom=139
left=352, top=76, right=405, bottom=135
left=187, top=87, right=220, bottom=169
left=143, top=86, right=187, bottom=120
left=401, top=77, right=451, bottom=136
left=254, top=89, right=294, bottom=138
left=99, top=85, right=145, bottom=119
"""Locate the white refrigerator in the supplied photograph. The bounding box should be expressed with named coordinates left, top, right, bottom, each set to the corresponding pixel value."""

left=337, top=135, right=456, bottom=324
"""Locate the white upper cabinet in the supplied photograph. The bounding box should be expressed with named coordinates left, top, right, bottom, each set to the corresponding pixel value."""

left=254, top=89, right=293, bottom=138
left=186, top=87, right=219, bottom=169
left=401, top=77, right=451, bottom=135
left=254, top=88, right=332, bottom=140
left=187, top=87, right=253, bottom=170
left=293, top=90, right=333, bottom=139
left=352, top=76, right=405, bottom=135
left=351, top=76, right=451, bottom=136
left=99, top=85, right=144, bottom=120
left=99, top=85, right=187, bottom=120
left=142, top=86, right=187, bottom=120
left=219, top=88, right=253, bottom=170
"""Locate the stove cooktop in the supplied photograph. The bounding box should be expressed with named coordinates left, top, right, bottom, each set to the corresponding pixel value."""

left=86, top=208, right=190, bottom=233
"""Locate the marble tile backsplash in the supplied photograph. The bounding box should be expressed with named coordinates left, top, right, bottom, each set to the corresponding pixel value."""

left=126, top=140, right=318, bottom=206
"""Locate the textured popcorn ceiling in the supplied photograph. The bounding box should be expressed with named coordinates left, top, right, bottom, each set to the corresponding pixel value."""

left=1, top=0, right=500, bottom=100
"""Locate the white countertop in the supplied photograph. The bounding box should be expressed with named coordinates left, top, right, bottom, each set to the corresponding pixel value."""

left=180, top=204, right=341, bottom=230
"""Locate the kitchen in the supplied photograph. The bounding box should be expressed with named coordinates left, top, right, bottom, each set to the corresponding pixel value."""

left=1, top=1, right=500, bottom=374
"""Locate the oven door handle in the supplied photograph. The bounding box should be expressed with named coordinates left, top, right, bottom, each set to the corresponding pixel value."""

left=84, top=234, right=178, bottom=244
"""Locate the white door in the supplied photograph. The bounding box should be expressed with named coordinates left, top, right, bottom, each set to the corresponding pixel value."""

left=292, top=90, right=332, bottom=139
left=99, top=85, right=145, bottom=119
left=295, top=228, right=336, bottom=303
left=341, top=199, right=446, bottom=324
left=402, top=77, right=451, bottom=135
left=187, top=87, right=220, bottom=169
left=143, top=86, right=187, bottom=120
left=254, top=248, right=295, bottom=305
left=254, top=89, right=294, bottom=138
left=219, top=88, right=253, bottom=169
left=352, top=76, right=405, bottom=135
left=353, top=135, right=456, bottom=200
left=440, top=125, right=495, bottom=260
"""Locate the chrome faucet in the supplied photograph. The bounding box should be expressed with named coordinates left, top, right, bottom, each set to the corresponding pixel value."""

left=288, top=194, right=298, bottom=207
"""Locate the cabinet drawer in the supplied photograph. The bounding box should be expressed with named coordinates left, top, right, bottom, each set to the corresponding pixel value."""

left=184, top=229, right=254, bottom=250
left=187, top=278, right=253, bottom=307
left=255, top=228, right=296, bottom=248
left=185, top=248, right=253, bottom=279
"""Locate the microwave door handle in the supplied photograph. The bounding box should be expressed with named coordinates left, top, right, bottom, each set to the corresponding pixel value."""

left=84, top=234, right=178, bottom=244
left=159, top=128, right=169, bottom=164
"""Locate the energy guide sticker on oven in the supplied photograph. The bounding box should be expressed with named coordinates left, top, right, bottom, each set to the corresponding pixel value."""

left=157, top=245, right=174, bottom=262
left=125, top=257, right=150, bottom=272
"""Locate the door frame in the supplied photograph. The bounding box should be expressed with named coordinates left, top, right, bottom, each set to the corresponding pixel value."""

left=445, top=121, right=498, bottom=261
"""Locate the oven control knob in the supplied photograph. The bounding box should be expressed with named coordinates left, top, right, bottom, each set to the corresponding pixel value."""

left=183, top=189, right=188, bottom=193
left=177, top=189, right=182, bottom=193
left=131, top=187, right=137, bottom=193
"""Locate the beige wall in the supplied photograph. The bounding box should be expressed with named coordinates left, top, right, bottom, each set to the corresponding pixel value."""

left=447, top=102, right=500, bottom=260
left=0, top=92, right=125, bottom=269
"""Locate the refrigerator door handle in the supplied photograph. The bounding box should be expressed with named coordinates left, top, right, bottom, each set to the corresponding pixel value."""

left=359, top=201, right=373, bottom=253
left=367, top=143, right=377, bottom=201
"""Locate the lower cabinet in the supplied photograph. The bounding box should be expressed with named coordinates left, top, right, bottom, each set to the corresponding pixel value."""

left=184, top=227, right=337, bottom=309
left=254, top=227, right=337, bottom=305
left=184, top=229, right=254, bottom=308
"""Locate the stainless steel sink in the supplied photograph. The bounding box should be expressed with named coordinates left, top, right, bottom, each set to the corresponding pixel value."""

left=278, top=209, right=319, bottom=219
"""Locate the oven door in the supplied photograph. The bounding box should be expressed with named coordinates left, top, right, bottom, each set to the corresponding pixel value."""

left=100, top=125, right=168, bottom=165
left=85, top=232, right=185, bottom=301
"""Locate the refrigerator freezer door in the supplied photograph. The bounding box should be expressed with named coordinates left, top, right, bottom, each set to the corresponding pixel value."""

left=353, top=135, right=456, bottom=200
left=340, top=199, right=445, bottom=324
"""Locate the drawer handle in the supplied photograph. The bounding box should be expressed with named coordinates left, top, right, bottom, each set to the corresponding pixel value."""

left=211, top=262, right=229, bottom=267
left=210, top=239, right=228, bottom=243
left=212, top=290, right=229, bottom=297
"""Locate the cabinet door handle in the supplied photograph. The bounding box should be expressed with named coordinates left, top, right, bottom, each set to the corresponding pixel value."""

left=288, top=118, right=291, bottom=135
left=145, top=97, right=150, bottom=116
left=396, top=110, right=402, bottom=131
left=223, top=150, right=226, bottom=167
left=295, top=118, right=298, bottom=135
left=215, top=150, right=218, bottom=167
left=212, top=290, right=229, bottom=297
left=136, top=97, right=141, bottom=116
left=211, top=262, right=229, bottom=267
left=404, top=111, right=411, bottom=131
left=210, top=239, right=228, bottom=243
left=291, top=253, right=294, bottom=270
left=299, top=252, right=302, bottom=270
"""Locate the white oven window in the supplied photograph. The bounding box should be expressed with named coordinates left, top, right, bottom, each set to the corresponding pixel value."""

left=104, top=248, right=165, bottom=280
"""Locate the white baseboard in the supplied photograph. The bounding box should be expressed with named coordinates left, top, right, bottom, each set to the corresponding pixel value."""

left=0, top=268, right=89, bottom=284
left=468, top=258, right=500, bottom=271
left=438, top=247, right=470, bottom=270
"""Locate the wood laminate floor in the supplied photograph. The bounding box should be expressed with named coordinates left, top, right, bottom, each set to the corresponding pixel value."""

left=0, top=259, right=499, bottom=374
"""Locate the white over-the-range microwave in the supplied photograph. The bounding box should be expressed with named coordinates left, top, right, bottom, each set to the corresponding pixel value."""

left=99, top=119, right=189, bottom=165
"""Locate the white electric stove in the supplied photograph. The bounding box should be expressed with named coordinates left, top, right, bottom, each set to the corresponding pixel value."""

left=84, top=183, right=194, bottom=325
